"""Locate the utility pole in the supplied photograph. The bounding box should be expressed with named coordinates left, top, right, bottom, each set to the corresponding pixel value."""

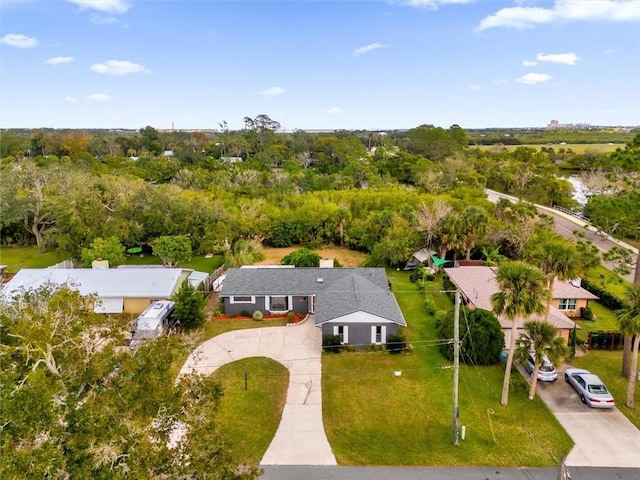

left=452, top=289, right=460, bottom=446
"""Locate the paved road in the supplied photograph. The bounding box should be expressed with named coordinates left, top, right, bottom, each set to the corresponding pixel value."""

left=179, top=318, right=337, bottom=466
left=260, top=465, right=640, bottom=479
left=485, top=189, right=638, bottom=283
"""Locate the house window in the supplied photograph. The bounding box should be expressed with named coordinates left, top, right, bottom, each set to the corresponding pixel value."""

left=333, top=325, right=349, bottom=344
left=558, top=299, right=577, bottom=310
left=269, top=296, right=289, bottom=312
left=230, top=296, right=255, bottom=304
left=371, top=325, right=387, bottom=344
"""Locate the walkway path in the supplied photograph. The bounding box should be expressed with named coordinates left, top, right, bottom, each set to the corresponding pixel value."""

left=179, top=318, right=337, bottom=466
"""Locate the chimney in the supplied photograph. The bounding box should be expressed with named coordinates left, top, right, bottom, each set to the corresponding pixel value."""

left=319, top=258, right=334, bottom=268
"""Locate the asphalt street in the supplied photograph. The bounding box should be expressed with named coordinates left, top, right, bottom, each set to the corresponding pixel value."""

left=260, top=466, right=640, bottom=480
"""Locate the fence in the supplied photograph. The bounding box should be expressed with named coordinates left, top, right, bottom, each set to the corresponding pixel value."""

left=552, top=205, right=590, bottom=222
left=587, top=331, right=624, bottom=351
left=48, top=259, right=75, bottom=269
left=202, top=265, right=225, bottom=293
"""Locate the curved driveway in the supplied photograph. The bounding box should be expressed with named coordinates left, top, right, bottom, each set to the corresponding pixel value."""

left=179, top=318, right=337, bottom=466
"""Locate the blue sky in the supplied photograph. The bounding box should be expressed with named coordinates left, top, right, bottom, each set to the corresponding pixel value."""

left=1, top=0, right=639, bottom=130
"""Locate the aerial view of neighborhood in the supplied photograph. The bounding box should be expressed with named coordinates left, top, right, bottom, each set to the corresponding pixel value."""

left=1, top=1, right=639, bottom=479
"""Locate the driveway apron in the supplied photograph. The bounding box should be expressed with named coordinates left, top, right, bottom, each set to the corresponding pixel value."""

left=179, top=318, right=337, bottom=466
left=534, top=368, right=640, bottom=468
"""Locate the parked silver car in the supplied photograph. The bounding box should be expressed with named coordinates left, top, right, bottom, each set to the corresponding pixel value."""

left=524, top=353, right=558, bottom=382
left=564, top=368, right=615, bottom=408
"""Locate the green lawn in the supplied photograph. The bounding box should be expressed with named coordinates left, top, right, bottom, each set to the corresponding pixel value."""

left=322, top=270, right=573, bottom=466
left=583, top=265, right=632, bottom=298
left=574, top=302, right=620, bottom=343
left=0, top=246, right=68, bottom=273
left=211, top=357, right=289, bottom=464
left=0, top=245, right=224, bottom=273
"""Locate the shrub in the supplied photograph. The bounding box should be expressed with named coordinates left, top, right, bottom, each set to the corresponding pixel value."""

left=580, top=279, right=624, bottom=310
left=322, top=335, right=343, bottom=353
left=386, top=334, right=406, bottom=354
left=437, top=307, right=504, bottom=365
left=424, top=296, right=437, bottom=315
left=286, top=311, right=296, bottom=322
left=333, top=257, right=343, bottom=268
left=252, top=310, right=263, bottom=321
left=580, top=306, right=594, bottom=321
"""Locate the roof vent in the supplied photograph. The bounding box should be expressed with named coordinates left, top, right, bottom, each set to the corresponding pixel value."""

left=316, top=277, right=324, bottom=283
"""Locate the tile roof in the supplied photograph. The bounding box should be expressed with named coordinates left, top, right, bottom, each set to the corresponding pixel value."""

left=444, top=266, right=576, bottom=330
left=220, top=267, right=406, bottom=326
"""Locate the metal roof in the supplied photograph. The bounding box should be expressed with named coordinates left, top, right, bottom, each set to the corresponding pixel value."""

left=2, top=268, right=187, bottom=299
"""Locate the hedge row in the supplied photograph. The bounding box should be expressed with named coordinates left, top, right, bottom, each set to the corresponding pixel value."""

left=580, top=279, right=624, bottom=311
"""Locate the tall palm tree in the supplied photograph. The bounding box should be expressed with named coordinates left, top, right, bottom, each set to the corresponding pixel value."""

left=516, top=320, right=569, bottom=400
left=530, top=240, right=580, bottom=323
left=618, top=285, right=640, bottom=408
left=492, top=261, right=549, bottom=406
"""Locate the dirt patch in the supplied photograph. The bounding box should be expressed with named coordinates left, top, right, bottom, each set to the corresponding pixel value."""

left=256, top=246, right=368, bottom=267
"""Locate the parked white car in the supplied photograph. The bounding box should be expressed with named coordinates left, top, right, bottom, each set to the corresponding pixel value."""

left=565, top=368, right=615, bottom=408
left=524, top=353, right=558, bottom=382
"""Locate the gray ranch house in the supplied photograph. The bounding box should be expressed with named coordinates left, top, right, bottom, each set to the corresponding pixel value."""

left=220, top=267, right=406, bottom=346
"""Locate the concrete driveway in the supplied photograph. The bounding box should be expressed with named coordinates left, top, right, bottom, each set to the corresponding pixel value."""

left=533, top=366, right=640, bottom=468
left=179, top=317, right=337, bottom=466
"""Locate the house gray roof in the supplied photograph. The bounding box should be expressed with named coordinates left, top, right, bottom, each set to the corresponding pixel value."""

left=220, top=267, right=406, bottom=326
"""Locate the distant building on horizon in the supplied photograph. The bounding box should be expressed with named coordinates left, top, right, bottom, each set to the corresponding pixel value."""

left=547, top=119, right=592, bottom=130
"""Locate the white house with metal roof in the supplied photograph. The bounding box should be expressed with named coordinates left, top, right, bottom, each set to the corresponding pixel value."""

left=220, top=267, right=406, bottom=346
left=1, top=267, right=206, bottom=314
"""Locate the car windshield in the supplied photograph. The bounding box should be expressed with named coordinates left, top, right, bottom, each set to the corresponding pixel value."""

left=540, top=363, right=555, bottom=372
left=588, top=384, right=609, bottom=394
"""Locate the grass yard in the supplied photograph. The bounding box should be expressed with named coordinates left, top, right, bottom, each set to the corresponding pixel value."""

left=123, top=253, right=224, bottom=272
left=211, top=357, right=289, bottom=464
left=571, top=351, right=639, bottom=429
left=573, top=302, right=620, bottom=343
left=473, top=144, right=624, bottom=154
left=257, top=246, right=368, bottom=267
left=322, top=270, right=573, bottom=466
left=583, top=265, right=632, bottom=299
left=0, top=246, right=67, bottom=273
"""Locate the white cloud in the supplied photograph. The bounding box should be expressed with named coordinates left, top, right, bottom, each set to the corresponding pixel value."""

left=0, top=33, right=37, bottom=48
left=516, top=72, right=552, bottom=84
left=324, top=106, right=344, bottom=115
left=65, top=96, right=79, bottom=103
left=537, top=52, right=580, bottom=65
left=353, top=43, right=386, bottom=56
left=397, top=0, right=474, bottom=9
left=67, top=0, right=129, bottom=14
left=469, top=84, right=482, bottom=90
left=260, top=86, right=285, bottom=96
left=87, top=93, right=112, bottom=102
left=90, top=15, right=124, bottom=25
left=90, top=60, right=150, bottom=75
left=46, top=56, right=74, bottom=65
left=478, top=0, right=640, bottom=30
left=522, top=60, right=538, bottom=67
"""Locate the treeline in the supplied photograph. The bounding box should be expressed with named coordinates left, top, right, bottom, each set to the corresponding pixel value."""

left=2, top=120, right=639, bottom=259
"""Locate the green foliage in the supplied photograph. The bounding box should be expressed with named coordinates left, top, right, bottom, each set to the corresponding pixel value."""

left=80, top=235, right=126, bottom=267
left=602, top=246, right=634, bottom=276
left=585, top=190, right=640, bottom=240
left=223, top=239, right=265, bottom=268
left=580, top=278, right=624, bottom=310
left=386, top=334, right=406, bottom=354
left=322, top=335, right=344, bottom=353
left=436, top=308, right=504, bottom=365
left=281, top=247, right=322, bottom=267
left=152, top=235, right=192, bottom=267
left=252, top=310, right=263, bottom=321
left=0, top=286, right=257, bottom=480
left=286, top=311, right=296, bottom=322
left=581, top=306, right=594, bottom=321
left=171, top=280, right=206, bottom=329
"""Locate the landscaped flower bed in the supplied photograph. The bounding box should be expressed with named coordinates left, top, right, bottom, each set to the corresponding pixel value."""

left=213, top=313, right=305, bottom=323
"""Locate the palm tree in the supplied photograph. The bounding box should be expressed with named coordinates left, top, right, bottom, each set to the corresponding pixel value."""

left=516, top=320, right=569, bottom=400
left=224, top=238, right=265, bottom=268
left=618, top=285, right=640, bottom=408
left=492, top=260, right=549, bottom=406
left=530, top=240, right=580, bottom=323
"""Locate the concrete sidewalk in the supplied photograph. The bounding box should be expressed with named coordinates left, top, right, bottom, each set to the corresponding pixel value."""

left=179, top=318, right=337, bottom=466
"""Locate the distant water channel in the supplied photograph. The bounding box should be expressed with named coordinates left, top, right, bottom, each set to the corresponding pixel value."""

left=565, top=175, right=590, bottom=206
